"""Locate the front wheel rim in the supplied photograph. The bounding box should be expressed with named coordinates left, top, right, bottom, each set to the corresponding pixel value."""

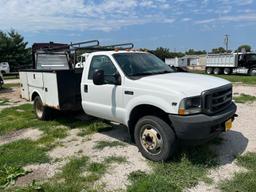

left=140, top=125, right=163, bottom=155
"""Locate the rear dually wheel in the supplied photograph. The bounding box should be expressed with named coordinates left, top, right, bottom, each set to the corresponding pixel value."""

left=33, top=96, right=52, bottom=120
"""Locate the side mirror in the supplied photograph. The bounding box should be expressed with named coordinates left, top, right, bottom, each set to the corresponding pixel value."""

left=93, top=70, right=105, bottom=85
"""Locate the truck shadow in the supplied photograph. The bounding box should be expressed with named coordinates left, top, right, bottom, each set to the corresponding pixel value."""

left=210, top=130, right=248, bottom=165
left=54, top=112, right=248, bottom=167
left=97, top=124, right=248, bottom=166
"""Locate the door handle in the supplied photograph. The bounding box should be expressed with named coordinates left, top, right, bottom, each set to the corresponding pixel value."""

left=84, top=84, right=88, bottom=93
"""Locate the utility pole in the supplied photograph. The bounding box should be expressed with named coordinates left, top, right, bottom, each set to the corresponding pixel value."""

left=224, top=34, right=229, bottom=52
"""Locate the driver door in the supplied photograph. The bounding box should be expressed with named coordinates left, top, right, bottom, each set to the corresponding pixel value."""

left=82, top=55, right=124, bottom=122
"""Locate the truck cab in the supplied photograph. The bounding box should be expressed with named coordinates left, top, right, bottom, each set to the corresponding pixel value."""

left=20, top=41, right=237, bottom=162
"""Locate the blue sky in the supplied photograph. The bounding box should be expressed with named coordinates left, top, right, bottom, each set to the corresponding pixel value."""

left=1, top=0, right=256, bottom=51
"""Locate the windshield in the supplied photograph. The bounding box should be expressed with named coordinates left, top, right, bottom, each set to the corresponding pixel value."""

left=246, top=54, right=256, bottom=62
left=113, top=52, right=173, bottom=77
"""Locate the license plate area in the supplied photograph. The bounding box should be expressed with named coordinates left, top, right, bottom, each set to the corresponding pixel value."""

left=225, top=119, right=232, bottom=131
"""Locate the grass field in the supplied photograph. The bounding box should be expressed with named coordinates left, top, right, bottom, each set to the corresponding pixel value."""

left=213, top=75, right=256, bottom=85
left=189, top=70, right=256, bottom=85
left=234, top=94, right=256, bottom=103
left=1, top=83, right=20, bottom=89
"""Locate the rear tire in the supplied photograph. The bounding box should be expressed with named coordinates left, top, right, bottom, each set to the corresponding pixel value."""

left=249, top=68, right=256, bottom=76
left=224, top=68, right=231, bottom=75
left=213, top=68, right=221, bottom=75
left=134, top=115, right=176, bottom=162
left=33, top=96, right=52, bottom=120
left=206, top=67, right=213, bottom=74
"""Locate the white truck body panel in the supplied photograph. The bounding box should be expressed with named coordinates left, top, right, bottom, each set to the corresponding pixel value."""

left=19, top=72, right=29, bottom=100
left=19, top=71, right=59, bottom=108
left=206, top=54, right=237, bottom=67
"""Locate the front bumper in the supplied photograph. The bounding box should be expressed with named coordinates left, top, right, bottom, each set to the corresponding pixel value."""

left=169, top=102, right=237, bottom=143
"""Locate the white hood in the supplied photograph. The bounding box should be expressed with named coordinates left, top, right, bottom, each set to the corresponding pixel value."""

left=136, top=72, right=230, bottom=97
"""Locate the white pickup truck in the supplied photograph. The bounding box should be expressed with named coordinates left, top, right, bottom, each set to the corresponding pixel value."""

left=20, top=41, right=237, bottom=161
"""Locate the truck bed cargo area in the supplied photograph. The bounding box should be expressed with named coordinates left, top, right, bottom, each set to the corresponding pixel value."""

left=20, top=69, right=82, bottom=111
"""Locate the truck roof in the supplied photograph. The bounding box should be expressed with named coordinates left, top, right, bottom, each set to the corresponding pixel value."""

left=87, top=50, right=146, bottom=56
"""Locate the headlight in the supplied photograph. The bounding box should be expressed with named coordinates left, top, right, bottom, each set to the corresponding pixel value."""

left=178, top=96, right=201, bottom=115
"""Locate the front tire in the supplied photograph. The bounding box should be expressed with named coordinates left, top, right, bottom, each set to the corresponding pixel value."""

left=33, top=96, right=52, bottom=120
left=134, top=115, right=176, bottom=162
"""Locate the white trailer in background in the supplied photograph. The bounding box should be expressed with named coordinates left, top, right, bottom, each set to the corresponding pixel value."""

left=165, top=57, right=188, bottom=72
left=206, top=53, right=256, bottom=75
left=0, top=62, right=10, bottom=74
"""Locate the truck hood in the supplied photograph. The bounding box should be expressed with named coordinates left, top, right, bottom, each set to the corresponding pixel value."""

left=136, top=72, right=230, bottom=97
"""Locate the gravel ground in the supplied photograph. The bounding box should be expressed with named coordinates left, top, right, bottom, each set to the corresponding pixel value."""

left=49, top=126, right=151, bottom=191
left=186, top=85, right=256, bottom=192
left=0, top=128, right=43, bottom=146
left=0, top=87, right=27, bottom=112
left=1, top=84, right=256, bottom=191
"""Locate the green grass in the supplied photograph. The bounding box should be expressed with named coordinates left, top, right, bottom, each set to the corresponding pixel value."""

left=0, top=104, right=109, bottom=139
left=0, top=165, right=29, bottom=189
left=0, top=139, right=49, bottom=168
left=13, top=156, right=108, bottom=192
left=2, top=83, right=20, bottom=89
left=219, top=152, right=256, bottom=192
left=88, top=162, right=107, bottom=176
left=127, top=145, right=217, bottom=192
left=234, top=93, right=256, bottom=104
left=93, top=140, right=126, bottom=150
left=0, top=98, right=9, bottom=106
left=0, top=139, right=49, bottom=188
left=191, top=71, right=256, bottom=85
left=104, top=156, right=127, bottom=164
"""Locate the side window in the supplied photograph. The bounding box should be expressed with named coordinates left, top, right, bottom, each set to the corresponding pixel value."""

left=88, top=55, right=118, bottom=83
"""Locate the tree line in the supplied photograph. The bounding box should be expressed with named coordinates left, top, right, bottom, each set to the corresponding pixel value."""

left=0, top=30, right=31, bottom=71
left=0, top=30, right=253, bottom=71
left=151, top=45, right=252, bottom=61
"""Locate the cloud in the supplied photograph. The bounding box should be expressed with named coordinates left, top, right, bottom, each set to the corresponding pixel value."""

left=0, top=0, right=178, bottom=32
left=0, top=0, right=255, bottom=33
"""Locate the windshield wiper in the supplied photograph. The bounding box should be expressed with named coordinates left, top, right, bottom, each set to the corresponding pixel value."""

left=131, top=72, right=154, bottom=76
left=153, top=70, right=172, bottom=74
left=131, top=70, right=172, bottom=76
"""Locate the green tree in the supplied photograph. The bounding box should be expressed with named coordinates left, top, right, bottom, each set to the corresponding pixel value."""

left=0, top=30, right=31, bottom=71
left=150, top=47, right=185, bottom=61
left=237, top=44, right=251, bottom=52
left=211, top=47, right=226, bottom=54
left=185, top=49, right=206, bottom=55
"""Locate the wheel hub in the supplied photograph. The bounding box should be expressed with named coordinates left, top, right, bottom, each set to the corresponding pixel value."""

left=141, top=127, right=162, bottom=154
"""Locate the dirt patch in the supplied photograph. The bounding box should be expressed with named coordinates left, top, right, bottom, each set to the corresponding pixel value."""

left=233, top=84, right=256, bottom=96
left=48, top=126, right=151, bottom=191
left=0, top=87, right=28, bottom=111
left=15, top=161, right=67, bottom=187
left=0, top=128, right=43, bottom=146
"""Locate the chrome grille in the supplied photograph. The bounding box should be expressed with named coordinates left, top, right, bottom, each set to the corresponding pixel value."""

left=202, top=84, right=232, bottom=115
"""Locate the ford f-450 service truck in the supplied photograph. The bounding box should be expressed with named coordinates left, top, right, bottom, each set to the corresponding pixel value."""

left=19, top=40, right=237, bottom=161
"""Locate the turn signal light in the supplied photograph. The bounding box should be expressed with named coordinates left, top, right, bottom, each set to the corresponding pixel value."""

left=178, top=108, right=185, bottom=116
